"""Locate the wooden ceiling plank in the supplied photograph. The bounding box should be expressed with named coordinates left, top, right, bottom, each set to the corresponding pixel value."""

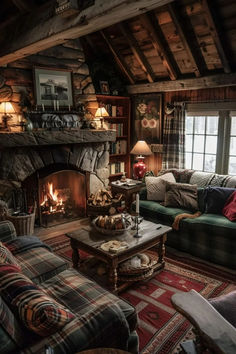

left=11, top=0, right=35, bottom=13
left=140, top=12, right=178, bottom=80
left=0, top=0, right=174, bottom=66
left=100, top=30, right=136, bottom=85
left=119, top=22, right=156, bottom=83
left=201, top=0, right=231, bottom=74
left=127, top=72, right=236, bottom=93
left=168, top=3, right=202, bottom=77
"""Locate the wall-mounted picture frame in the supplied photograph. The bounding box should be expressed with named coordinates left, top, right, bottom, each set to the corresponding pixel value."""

left=133, top=94, right=162, bottom=144
left=34, top=67, right=73, bottom=107
left=99, top=80, right=110, bottom=95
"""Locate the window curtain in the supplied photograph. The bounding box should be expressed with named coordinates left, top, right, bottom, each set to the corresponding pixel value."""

left=162, top=103, right=185, bottom=169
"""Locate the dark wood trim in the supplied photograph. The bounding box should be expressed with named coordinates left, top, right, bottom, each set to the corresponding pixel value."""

left=100, top=30, right=136, bottom=85
left=127, top=72, right=236, bottom=93
left=201, top=0, right=231, bottom=74
left=140, top=12, right=179, bottom=81
left=119, top=22, right=156, bottom=83
left=0, top=0, right=174, bottom=66
left=167, top=3, right=202, bottom=77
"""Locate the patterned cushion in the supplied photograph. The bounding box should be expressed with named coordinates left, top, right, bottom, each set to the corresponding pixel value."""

left=0, top=264, right=75, bottom=337
left=0, top=221, right=17, bottom=243
left=189, top=171, right=214, bottom=187
left=158, top=169, right=194, bottom=183
left=164, top=182, right=198, bottom=211
left=146, top=173, right=176, bottom=201
left=0, top=242, right=20, bottom=267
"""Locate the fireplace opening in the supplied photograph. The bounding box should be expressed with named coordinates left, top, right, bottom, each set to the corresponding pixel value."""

left=39, top=170, right=87, bottom=227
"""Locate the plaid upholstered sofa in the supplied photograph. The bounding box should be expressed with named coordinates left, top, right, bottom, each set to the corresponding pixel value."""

left=137, top=169, right=236, bottom=270
left=0, top=220, right=139, bottom=354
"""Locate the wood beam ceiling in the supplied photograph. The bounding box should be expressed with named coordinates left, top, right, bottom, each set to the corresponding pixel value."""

left=127, top=72, right=236, bottom=93
left=11, top=0, right=35, bottom=13
left=140, top=12, right=179, bottom=80
left=0, top=0, right=174, bottom=66
left=168, top=2, right=202, bottom=77
left=201, top=0, right=231, bottom=74
left=100, top=30, right=136, bottom=85
left=119, top=22, right=156, bottom=83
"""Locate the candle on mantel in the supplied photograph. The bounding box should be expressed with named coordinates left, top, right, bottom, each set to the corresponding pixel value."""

left=136, top=193, right=139, bottom=214
left=57, top=100, right=60, bottom=111
left=53, top=100, right=56, bottom=111
left=42, top=104, right=45, bottom=112
left=68, top=104, right=71, bottom=111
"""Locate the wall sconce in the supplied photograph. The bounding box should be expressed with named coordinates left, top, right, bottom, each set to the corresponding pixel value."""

left=95, top=106, right=109, bottom=129
left=0, top=102, right=15, bottom=131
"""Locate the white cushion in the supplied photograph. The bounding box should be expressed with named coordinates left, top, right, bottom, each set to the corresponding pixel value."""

left=146, top=173, right=176, bottom=201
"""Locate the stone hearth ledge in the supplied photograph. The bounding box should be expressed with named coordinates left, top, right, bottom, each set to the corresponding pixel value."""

left=0, top=129, right=116, bottom=147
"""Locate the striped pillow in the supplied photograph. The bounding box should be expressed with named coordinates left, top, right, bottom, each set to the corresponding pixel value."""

left=0, top=264, right=75, bottom=337
left=0, top=242, right=20, bottom=268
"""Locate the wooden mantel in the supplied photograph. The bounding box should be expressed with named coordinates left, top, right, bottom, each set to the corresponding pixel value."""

left=0, top=129, right=116, bottom=148
left=0, top=0, right=173, bottom=66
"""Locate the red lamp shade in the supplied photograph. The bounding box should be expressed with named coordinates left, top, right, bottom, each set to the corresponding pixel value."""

left=130, top=140, right=152, bottom=179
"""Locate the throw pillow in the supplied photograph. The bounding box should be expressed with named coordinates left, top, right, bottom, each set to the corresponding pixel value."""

left=164, top=182, right=198, bottom=211
left=146, top=173, right=176, bottom=201
left=222, top=190, right=236, bottom=221
left=0, top=242, right=20, bottom=268
left=205, top=187, right=235, bottom=214
left=0, top=264, right=75, bottom=337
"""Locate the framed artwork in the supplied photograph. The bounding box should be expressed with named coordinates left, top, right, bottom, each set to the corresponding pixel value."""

left=133, top=94, right=162, bottom=144
left=34, top=67, right=73, bottom=107
left=99, top=80, right=110, bottom=95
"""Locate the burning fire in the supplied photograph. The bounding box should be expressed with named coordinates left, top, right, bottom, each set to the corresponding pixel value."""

left=40, top=182, right=65, bottom=214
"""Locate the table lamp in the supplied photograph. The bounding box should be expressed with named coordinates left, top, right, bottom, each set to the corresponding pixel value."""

left=0, top=102, right=15, bottom=131
left=95, top=106, right=109, bottom=129
left=130, top=140, right=152, bottom=179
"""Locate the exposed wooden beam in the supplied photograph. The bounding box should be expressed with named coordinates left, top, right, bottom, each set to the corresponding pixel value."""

left=0, top=0, right=174, bottom=66
left=119, top=22, right=156, bottom=83
left=168, top=3, right=202, bottom=77
left=11, top=0, right=35, bottom=13
left=100, top=30, right=135, bottom=85
left=201, top=0, right=231, bottom=74
left=140, top=12, right=178, bottom=80
left=127, top=72, right=236, bottom=93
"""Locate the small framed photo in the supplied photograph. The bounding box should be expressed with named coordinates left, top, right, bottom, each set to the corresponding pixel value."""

left=100, top=81, right=110, bottom=95
left=34, top=67, right=73, bottom=107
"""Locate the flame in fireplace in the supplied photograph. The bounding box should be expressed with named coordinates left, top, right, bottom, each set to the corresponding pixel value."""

left=48, top=182, right=58, bottom=202
left=40, top=182, right=65, bottom=215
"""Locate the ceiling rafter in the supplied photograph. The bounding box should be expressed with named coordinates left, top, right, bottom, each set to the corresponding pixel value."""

left=11, top=0, right=35, bottom=13
left=100, top=30, right=136, bottom=85
left=140, top=12, right=179, bottom=81
left=119, top=22, right=156, bottom=83
left=201, top=0, right=231, bottom=74
left=167, top=2, right=202, bottom=77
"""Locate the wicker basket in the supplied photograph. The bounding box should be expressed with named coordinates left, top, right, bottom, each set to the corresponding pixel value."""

left=7, top=205, right=36, bottom=236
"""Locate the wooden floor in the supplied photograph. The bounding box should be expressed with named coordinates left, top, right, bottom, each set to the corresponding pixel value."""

left=34, top=217, right=90, bottom=242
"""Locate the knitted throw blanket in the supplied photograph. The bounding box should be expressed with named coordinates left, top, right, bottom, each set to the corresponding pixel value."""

left=172, top=211, right=202, bottom=231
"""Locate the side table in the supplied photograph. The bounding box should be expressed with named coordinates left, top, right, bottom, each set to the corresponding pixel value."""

left=111, top=181, right=145, bottom=212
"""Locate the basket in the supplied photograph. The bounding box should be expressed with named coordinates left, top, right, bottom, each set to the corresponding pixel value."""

left=91, top=215, right=131, bottom=235
left=87, top=199, right=122, bottom=217
left=7, top=204, right=36, bottom=236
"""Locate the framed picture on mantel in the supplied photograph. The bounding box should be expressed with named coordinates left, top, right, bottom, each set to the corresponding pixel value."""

left=34, top=67, right=73, bottom=108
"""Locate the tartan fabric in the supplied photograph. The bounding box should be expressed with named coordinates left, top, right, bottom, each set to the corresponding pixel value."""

left=0, top=221, right=17, bottom=243
left=0, top=242, right=20, bottom=267
left=0, top=296, right=26, bottom=352
left=0, top=264, right=75, bottom=337
left=157, top=168, right=194, bottom=183
left=14, top=247, right=69, bottom=283
left=23, top=268, right=135, bottom=354
left=162, top=104, right=185, bottom=170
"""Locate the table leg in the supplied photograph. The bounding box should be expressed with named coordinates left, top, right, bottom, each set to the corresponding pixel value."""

left=71, top=240, right=80, bottom=268
left=158, top=234, right=167, bottom=268
left=109, top=260, right=118, bottom=292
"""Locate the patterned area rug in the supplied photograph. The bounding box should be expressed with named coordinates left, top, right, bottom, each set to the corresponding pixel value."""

left=44, top=234, right=236, bottom=354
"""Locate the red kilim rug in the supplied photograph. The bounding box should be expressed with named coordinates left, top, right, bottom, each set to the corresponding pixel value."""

left=44, top=234, right=236, bottom=354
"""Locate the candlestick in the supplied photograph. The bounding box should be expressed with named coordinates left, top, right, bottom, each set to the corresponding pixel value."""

left=136, top=193, right=139, bottom=214
left=57, top=100, right=60, bottom=111
left=53, top=100, right=56, bottom=111
left=42, top=104, right=45, bottom=112
left=68, top=104, right=71, bottom=111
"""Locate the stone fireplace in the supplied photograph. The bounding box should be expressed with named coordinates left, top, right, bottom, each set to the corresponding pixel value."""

left=0, top=129, right=116, bottom=226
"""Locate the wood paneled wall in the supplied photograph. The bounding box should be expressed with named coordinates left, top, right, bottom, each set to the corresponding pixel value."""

left=144, top=86, right=236, bottom=175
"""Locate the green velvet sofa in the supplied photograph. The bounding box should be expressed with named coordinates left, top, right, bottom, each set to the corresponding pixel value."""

left=0, top=220, right=139, bottom=354
left=135, top=169, right=236, bottom=270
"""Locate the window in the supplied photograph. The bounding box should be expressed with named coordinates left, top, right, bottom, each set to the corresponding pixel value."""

left=185, top=104, right=236, bottom=176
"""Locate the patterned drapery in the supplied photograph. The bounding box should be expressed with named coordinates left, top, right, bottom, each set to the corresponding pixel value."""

left=162, top=103, right=185, bottom=169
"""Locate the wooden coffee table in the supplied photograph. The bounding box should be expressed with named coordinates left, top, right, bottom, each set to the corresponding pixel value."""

left=66, top=220, right=172, bottom=293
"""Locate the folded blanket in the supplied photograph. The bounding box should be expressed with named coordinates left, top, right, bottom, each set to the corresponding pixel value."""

left=5, top=236, right=51, bottom=254
left=172, top=211, right=202, bottom=231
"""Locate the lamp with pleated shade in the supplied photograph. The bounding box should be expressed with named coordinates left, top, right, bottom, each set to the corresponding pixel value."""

left=0, top=102, right=15, bottom=131
left=95, top=106, right=109, bottom=129
left=130, top=140, right=152, bottom=179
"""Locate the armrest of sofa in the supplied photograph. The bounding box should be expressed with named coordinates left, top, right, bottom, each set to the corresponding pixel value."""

left=0, top=220, right=17, bottom=242
left=139, top=187, right=147, bottom=200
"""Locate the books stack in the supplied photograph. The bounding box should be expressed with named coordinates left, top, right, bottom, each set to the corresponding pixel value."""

left=110, top=140, right=127, bottom=154
left=109, top=161, right=125, bottom=175
left=107, top=123, right=124, bottom=136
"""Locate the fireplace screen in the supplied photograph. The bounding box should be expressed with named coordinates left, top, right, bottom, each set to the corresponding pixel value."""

left=39, top=170, right=86, bottom=227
